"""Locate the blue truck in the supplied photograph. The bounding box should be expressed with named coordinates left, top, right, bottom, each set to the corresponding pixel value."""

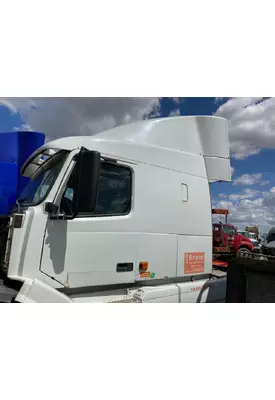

left=0, top=130, right=45, bottom=265
left=0, top=130, right=45, bottom=215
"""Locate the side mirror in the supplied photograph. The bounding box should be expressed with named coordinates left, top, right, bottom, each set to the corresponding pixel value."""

left=72, top=147, right=101, bottom=217
left=45, top=202, right=59, bottom=216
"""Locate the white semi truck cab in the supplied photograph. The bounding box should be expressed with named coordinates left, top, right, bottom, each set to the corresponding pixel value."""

left=0, top=116, right=231, bottom=303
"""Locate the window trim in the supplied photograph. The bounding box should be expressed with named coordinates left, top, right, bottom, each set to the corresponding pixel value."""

left=61, top=160, right=133, bottom=219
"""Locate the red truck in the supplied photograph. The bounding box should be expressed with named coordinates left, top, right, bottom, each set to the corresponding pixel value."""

left=212, top=209, right=254, bottom=258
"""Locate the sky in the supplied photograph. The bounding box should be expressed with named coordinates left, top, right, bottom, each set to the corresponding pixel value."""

left=0, top=97, right=274, bottom=234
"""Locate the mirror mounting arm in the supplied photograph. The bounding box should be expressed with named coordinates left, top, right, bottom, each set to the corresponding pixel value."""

left=45, top=147, right=101, bottom=220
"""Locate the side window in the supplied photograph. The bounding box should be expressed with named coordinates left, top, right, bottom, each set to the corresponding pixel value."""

left=60, top=161, right=132, bottom=216
left=223, top=225, right=236, bottom=235
left=94, top=162, right=131, bottom=215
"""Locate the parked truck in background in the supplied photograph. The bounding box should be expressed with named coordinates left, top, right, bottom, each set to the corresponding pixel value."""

left=0, top=116, right=232, bottom=302
left=212, top=208, right=255, bottom=259
left=238, top=229, right=261, bottom=253
left=213, top=222, right=255, bottom=257
left=246, top=226, right=260, bottom=241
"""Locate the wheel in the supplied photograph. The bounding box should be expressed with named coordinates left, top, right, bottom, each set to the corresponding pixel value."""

left=237, top=247, right=251, bottom=258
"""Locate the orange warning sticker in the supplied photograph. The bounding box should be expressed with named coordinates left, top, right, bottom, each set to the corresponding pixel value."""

left=140, top=271, right=151, bottom=278
left=184, top=252, right=205, bottom=274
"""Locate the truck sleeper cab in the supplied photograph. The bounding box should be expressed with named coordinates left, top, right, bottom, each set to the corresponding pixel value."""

left=0, top=116, right=231, bottom=303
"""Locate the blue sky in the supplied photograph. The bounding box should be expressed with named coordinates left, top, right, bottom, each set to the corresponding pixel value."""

left=0, top=106, right=23, bottom=131
left=0, top=97, right=274, bottom=233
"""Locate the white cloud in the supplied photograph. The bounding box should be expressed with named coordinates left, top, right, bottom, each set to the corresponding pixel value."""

left=215, top=97, right=275, bottom=159
left=0, top=98, right=161, bottom=140
left=262, top=187, right=275, bottom=207
left=229, top=188, right=260, bottom=201
left=213, top=197, right=271, bottom=232
left=232, top=173, right=267, bottom=186
left=168, top=108, right=180, bottom=117
left=213, top=186, right=275, bottom=233
left=231, top=167, right=235, bottom=176
left=260, top=180, right=270, bottom=186
left=0, top=99, right=19, bottom=114
left=170, top=97, right=181, bottom=104
left=218, top=188, right=259, bottom=201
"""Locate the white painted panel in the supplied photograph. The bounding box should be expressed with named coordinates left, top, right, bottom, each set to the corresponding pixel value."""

left=40, top=225, right=177, bottom=287
left=135, top=234, right=177, bottom=279
left=145, top=295, right=179, bottom=303
left=41, top=226, right=138, bottom=286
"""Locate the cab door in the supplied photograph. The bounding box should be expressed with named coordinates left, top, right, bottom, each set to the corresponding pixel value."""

left=39, top=159, right=138, bottom=289
left=223, top=224, right=236, bottom=249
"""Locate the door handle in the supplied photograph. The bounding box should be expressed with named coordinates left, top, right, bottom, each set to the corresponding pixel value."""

left=116, top=263, right=134, bottom=272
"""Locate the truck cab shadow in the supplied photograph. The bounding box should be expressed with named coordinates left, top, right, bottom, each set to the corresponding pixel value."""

left=45, top=220, right=67, bottom=275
